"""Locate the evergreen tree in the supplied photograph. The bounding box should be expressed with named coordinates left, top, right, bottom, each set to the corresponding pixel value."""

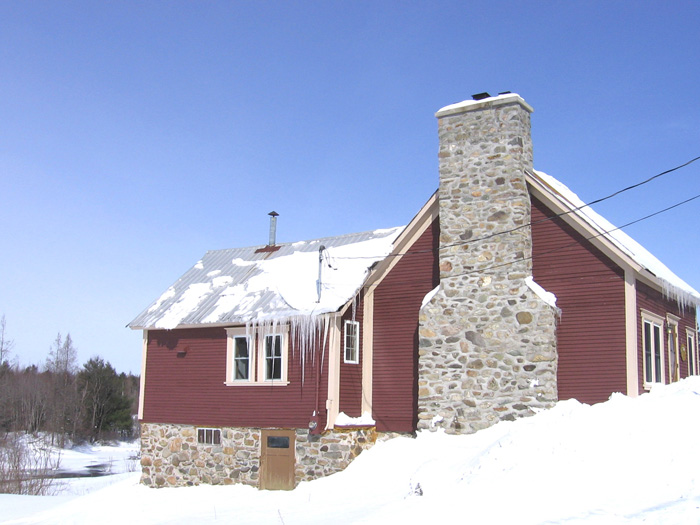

left=78, top=357, right=133, bottom=441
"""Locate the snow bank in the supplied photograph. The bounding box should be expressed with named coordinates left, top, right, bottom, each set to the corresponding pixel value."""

left=6, top=379, right=700, bottom=524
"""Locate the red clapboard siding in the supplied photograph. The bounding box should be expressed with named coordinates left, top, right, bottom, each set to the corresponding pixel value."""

left=531, top=197, right=627, bottom=404
left=636, top=282, right=697, bottom=390
left=142, top=327, right=327, bottom=429
left=373, top=218, right=440, bottom=432
left=339, top=293, right=364, bottom=417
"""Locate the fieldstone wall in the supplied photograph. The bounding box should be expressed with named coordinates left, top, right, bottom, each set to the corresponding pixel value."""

left=140, top=422, right=388, bottom=488
left=140, top=423, right=260, bottom=487
left=417, top=94, right=558, bottom=434
left=295, top=427, right=379, bottom=482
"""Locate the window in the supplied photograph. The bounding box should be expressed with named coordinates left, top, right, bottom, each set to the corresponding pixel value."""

left=264, top=334, right=283, bottom=380
left=233, top=335, right=251, bottom=380
left=226, top=328, right=254, bottom=383
left=344, top=320, right=359, bottom=364
left=267, top=436, right=290, bottom=448
left=667, top=315, right=680, bottom=382
left=197, top=428, right=221, bottom=445
left=642, top=311, right=664, bottom=386
left=226, top=326, right=289, bottom=385
left=688, top=330, right=698, bottom=376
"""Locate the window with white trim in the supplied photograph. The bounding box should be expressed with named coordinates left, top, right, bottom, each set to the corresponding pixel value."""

left=667, top=315, right=680, bottom=382
left=197, top=428, right=221, bottom=445
left=688, top=329, right=698, bottom=376
left=263, top=334, right=283, bottom=380
left=344, top=320, right=359, bottom=364
left=226, top=328, right=254, bottom=383
left=233, top=335, right=252, bottom=380
left=226, top=327, right=289, bottom=385
left=642, top=311, right=664, bottom=386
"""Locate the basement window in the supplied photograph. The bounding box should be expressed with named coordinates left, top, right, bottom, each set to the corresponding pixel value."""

left=197, top=428, right=221, bottom=445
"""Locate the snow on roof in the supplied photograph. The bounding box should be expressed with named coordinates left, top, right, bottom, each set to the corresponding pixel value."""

left=128, top=227, right=404, bottom=330
left=525, top=276, right=559, bottom=312
left=334, top=411, right=376, bottom=427
left=532, top=170, right=700, bottom=308
left=435, top=92, right=534, bottom=118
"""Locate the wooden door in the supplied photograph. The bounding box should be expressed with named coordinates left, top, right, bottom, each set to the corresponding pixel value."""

left=260, top=429, right=296, bottom=490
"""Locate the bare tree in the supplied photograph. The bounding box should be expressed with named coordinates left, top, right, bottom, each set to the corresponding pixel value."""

left=14, top=368, right=51, bottom=433
left=45, top=333, right=77, bottom=375
left=0, top=432, right=59, bottom=495
left=0, top=315, right=15, bottom=366
left=0, top=316, right=16, bottom=431
left=45, top=333, right=79, bottom=447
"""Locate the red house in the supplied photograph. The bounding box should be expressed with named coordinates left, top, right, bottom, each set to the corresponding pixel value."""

left=129, top=93, right=699, bottom=490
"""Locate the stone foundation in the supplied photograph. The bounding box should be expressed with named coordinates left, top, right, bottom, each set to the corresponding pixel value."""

left=140, top=422, right=389, bottom=488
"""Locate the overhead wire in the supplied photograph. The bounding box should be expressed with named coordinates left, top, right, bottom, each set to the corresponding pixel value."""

left=333, top=155, right=700, bottom=261
left=316, top=190, right=700, bottom=291
left=449, top=192, right=700, bottom=280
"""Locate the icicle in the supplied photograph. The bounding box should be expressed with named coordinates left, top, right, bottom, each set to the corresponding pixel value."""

left=661, top=280, right=700, bottom=313
left=321, top=314, right=330, bottom=370
left=244, top=311, right=340, bottom=386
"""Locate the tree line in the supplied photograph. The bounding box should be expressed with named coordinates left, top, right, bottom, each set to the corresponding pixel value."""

left=0, top=316, right=139, bottom=444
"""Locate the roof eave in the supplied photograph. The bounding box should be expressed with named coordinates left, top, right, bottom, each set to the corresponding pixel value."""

left=526, top=170, right=700, bottom=309
left=339, top=190, right=439, bottom=316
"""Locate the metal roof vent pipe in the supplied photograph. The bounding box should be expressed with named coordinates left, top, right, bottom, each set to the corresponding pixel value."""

left=268, top=211, right=279, bottom=246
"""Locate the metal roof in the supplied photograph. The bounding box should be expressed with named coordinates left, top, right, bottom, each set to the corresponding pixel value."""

left=128, top=227, right=403, bottom=330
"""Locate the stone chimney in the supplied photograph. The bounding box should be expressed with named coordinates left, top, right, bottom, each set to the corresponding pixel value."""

left=417, top=93, right=558, bottom=434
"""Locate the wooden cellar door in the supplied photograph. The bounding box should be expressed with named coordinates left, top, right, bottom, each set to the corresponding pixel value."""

left=260, top=429, right=296, bottom=490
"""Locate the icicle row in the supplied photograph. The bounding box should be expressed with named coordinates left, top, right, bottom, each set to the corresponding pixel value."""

left=661, top=281, right=700, bottom=313
left=246, top=313, right=331, bottom=386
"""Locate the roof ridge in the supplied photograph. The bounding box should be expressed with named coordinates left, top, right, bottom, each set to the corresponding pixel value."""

left=204, top=226, right=404, bottom=254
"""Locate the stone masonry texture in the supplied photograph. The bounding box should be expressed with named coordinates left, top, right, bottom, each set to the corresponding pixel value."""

left=140, top=422, right=391, bottom=488
left=417, top=95, right=558, bottom=434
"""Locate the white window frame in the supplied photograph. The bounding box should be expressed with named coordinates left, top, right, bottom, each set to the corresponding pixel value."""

left=667, top=314, right=680, bottom=382
left=197, top=427, right=221, bottom=445
left=641, top=310, right=665, bottom=388
left=258, top=332, right=289, bottom=383
left=344, top=320, right=360, bottom=364
left=225, top=328, right=255, bottom=383
left=687, top=329, right=698, bottom=376
left=225, top=326, right=289, bottom=386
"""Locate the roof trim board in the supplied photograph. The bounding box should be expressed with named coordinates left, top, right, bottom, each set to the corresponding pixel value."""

left=527, top=170, right=700, bottom=308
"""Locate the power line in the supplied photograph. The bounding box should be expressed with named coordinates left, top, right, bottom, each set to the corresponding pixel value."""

left=451, top=192, right=700, bottom=280
left=318, top=190, right=700, bottom=291
left=334, top=155, right=700, bottom=261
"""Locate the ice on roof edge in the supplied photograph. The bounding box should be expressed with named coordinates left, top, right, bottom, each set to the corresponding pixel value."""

left=530, top=169, right=700, bottom=308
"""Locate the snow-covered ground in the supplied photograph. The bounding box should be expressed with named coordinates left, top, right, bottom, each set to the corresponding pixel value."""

left=3, top=378, right=700, bottom=524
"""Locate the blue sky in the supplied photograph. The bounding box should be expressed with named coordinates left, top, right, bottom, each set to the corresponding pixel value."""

left=1, top=1, right=698, bottom=374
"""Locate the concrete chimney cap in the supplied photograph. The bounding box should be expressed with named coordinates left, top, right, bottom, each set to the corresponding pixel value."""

left=435, top=93, right=533, bottom=119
